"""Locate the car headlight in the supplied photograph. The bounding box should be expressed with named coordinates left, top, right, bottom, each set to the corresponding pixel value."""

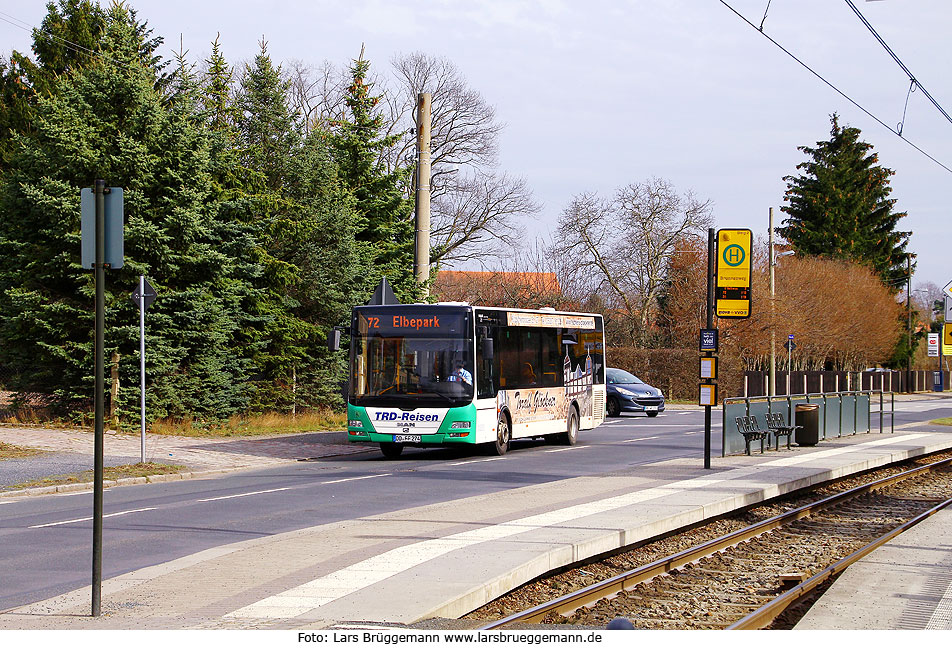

left=616, top=387, right=636, bottom=397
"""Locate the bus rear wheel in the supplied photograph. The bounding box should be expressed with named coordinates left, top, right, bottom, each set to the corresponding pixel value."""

left=380, top=442, right=404, bottom=459
left=560, top=407, right=579, bottom=446
left=493, top=413, right=511, bottom=456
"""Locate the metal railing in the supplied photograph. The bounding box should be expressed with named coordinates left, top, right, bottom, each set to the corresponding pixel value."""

left=722, top=391, right=894, bottom=457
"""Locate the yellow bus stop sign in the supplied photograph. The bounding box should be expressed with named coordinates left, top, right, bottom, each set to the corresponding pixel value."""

left=715, top=229, right=752, bottom=319
left=944, top=322, right=952, bottom=356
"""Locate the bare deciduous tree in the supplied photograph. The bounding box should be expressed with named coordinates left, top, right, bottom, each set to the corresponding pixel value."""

left=430, top=171, right=535, bottom=265
left=553, top=178, right=713, bottom=346
left=278, top=50, right=538, bottom=268
left=387, top=52, right=536, bottom=267
left=283, top=58, right=348, bottom=135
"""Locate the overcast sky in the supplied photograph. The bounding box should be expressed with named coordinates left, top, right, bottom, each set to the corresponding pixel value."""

left=3, top=0, right=950, bottom=294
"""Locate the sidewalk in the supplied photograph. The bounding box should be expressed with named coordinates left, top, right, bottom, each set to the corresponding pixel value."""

left=0, top=425, right=371, bottom=496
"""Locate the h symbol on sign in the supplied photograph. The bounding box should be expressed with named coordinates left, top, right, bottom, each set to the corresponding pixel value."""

left=727, top=247, right=742, bottom=264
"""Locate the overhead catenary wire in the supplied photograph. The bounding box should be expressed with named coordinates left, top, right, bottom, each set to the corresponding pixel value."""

left=718, top=0, right=952, bottom=176
left=844, top=0, right=952, bottom=128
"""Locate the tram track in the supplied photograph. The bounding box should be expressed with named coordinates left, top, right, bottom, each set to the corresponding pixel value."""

left=466, top=451, right=952, bottom=630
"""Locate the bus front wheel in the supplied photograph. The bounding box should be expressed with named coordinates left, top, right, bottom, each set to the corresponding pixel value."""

left=380, top=442, right=404, bottom=459
left=493, top=413, right=511, bottom=456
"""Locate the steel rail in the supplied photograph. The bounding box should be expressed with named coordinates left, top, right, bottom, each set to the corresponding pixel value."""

left=479, top=456, right=952, bottom=630
left=728, top=493, right=952, bottom=629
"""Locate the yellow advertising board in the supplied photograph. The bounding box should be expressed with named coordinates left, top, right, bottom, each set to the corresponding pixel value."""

left=715, top=229, right=752, bottom=319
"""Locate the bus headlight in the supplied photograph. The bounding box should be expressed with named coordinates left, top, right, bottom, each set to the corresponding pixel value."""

left=348, top=419, right=363, bottom=428
left=450, top=421, right=471, bottom=429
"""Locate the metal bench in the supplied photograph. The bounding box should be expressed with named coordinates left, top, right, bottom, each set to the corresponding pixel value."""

left=735, top=415, right=768, bottom=455
left=764, top=412, right=800, bottom=450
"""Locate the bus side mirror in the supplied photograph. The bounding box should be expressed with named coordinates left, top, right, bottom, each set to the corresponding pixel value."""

left=328, top=328, right=341, bottom=352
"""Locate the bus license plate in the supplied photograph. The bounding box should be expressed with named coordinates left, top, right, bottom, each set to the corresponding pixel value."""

left=393, top=434, right=421, bottom=443
left=645, top=406, right=658, bottom=412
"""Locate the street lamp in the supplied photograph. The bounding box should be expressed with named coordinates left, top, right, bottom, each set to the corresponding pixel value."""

left=769, top=207, right=795, bottom=397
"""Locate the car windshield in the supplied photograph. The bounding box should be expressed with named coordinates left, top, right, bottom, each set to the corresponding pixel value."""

left=607, top=369, right=643, bottom=385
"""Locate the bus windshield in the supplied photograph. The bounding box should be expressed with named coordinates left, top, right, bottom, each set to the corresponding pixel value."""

left=350, top=306, right=474, bottom=408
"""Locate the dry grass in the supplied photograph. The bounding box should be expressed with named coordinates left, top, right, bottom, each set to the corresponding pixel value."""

left=933, top=417, right=952, bottom=426
left=148, top=409, right=346, bottom=438
left=7, top=462, right=188, bottom=491
left=0, top=441, right=48, bottom=460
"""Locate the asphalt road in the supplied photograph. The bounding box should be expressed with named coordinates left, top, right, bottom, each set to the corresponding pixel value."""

left=0, top=409, right=719, bottom=611
left=2, top=398, right=948, bottom=613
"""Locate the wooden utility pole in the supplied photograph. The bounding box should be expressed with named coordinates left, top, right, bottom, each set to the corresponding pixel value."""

left=414, top=92, right=432, bottom=296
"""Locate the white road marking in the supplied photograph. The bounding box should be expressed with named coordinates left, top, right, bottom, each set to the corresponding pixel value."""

left=197, top=487, right=292, bottom=502
left=223, top=434, right=929, bottom=620
left=543, top=445, right=586, bottom=453
left=30, top=507, right=157, bottom=529
left=322, top=474, right=391, bottom=485
left=0, top=501, right=14, bottom=505
left=448, top=458, right=504, bottom=466
left=621, top=436, right=660, bottom=442
left=614, top=424, right=700, bottom=427
left=55, top=491, right=93, bottom=497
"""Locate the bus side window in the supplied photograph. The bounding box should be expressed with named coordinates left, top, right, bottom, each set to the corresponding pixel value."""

left=541, top=328, right=561, bottom=387
left=497, top=329, right=519, bottom=390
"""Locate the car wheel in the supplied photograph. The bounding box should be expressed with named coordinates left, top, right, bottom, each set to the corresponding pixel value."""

left=607, top=397, right=621, bottom=417
left=493, top=413, right=510, bottom=456
left=561, top=407, right=579, bottom=445
left=380, top=442, right=404, bottom=459
left=646, top=411, right=659, bottom=418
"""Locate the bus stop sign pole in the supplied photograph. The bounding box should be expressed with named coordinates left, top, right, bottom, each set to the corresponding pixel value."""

left=92, top=180, right=105, bottom=617
left=81, top=180, right=123, bottom=617
left=704, top=228, right=714, bottom=470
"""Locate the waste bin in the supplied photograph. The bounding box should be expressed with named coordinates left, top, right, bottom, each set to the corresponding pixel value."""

left=795, top=403, right=820, bottom=446
left=934, top=372, right=944, bottom=393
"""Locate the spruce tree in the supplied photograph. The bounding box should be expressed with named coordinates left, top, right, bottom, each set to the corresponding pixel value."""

left=329, top=54, right=418, bottom=303
left=0, top=4, right=250, bottom=419
left=0, top=0, right=106, bottom=168
left=779, top=113, right=911, bottom=290
left=233, top=42, right=359, bottom=410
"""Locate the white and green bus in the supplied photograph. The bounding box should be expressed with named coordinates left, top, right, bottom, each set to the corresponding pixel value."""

left=342, top=303, right=606, bottom=458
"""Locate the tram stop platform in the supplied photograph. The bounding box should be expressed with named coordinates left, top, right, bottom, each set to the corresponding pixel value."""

left=2, top=416, right=952, bottom=630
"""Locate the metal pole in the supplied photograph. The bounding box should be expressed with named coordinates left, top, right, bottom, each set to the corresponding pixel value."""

left=414, top=92, right=432, bottom=295
left=704, top=228, right=714, bottom=470
left=139, top=275, right=146, bottom=464
left=907, top=253, right=912, bottom=393
left=769, top=208, right=776, bottom=397
left=92, top=179, right=105, bottom=617
left=787, top=342, right=791, bottom=395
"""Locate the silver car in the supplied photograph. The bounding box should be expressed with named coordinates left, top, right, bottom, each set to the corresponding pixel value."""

left=606, top=368, right=665, bottom=417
